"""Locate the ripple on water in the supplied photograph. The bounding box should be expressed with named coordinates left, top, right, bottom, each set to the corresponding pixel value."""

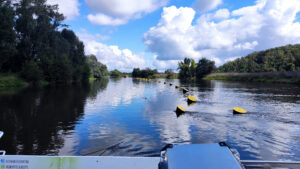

left=0, top=78, right=299, bottom=161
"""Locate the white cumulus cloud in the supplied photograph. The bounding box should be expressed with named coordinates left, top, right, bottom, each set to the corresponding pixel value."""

left=77, top=29, right=110, bottom=41
left=87, top=13, right=128, bottom=26
left=78, top=32, right=145, bottom=72
left=214, top=9, right=230, bottom=19
left=144, top=6, right=198, bottom=61
left=143, top=0, right=300, bottom=69
left=152, top=56, right=179, bottom=71
left=47, top=0, right=80, bottom=20
left=85, top=0, right=168, bottom=26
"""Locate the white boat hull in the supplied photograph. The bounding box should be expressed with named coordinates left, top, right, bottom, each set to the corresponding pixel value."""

left=0, top=155, right=160, bottom=169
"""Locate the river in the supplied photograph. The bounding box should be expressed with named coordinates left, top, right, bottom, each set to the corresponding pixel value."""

left=0, top=78, right=299, bottom=161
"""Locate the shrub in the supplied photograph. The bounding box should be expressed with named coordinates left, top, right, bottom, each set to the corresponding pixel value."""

left=20, top=61, right=42, bottom=82
left=110, top=69, right=123, bottom=77
left=196, top=58, right=216, bottom=78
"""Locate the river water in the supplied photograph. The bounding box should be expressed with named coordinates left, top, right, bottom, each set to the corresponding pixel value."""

left=0, top=78, right=300, bottom=161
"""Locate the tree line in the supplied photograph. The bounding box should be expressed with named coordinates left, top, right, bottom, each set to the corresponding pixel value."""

left=110, top=69, right=123, bottom=77
left=164, top=69, right=176, bottom=79
left=132, top=68, right=158, bottom=78
left=87, top=55, right=108, bottom=79
left=130, top=58, right=216, bottom=80
left=130, top=44, right=300, bottom=80
left=176, top=44, right=300, bottom=79
left=0, top=0, right=108, bottom=84
left=217, top=44, right=300, bottom=73
left=178, top=58, right=216, bottom=79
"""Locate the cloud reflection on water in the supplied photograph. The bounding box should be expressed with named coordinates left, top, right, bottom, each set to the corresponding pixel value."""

left=56, top=78, right=300, bottom=161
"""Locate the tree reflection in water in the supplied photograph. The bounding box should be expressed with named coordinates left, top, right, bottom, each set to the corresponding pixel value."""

left=0, top=78, right=108, bottom=155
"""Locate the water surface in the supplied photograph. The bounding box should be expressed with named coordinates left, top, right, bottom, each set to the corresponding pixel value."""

left=0, top=78, right=300, bottom=161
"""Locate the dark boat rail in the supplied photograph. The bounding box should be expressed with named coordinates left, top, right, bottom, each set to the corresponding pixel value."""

left=241, top=160, right=300, bottom=168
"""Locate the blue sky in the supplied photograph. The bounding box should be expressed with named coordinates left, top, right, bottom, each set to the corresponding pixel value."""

left=49, top=0, right=300, bottom=72
left=65, top=0, right=256, bottom=53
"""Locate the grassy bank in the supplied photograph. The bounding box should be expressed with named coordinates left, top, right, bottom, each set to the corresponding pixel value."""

left=204, top=72, right=300, bottom=84
left=0, top=74, right=29, bottom=89
left=155, top=73, right=178, bottom=79
left=89, top=76, right=96, bottom=83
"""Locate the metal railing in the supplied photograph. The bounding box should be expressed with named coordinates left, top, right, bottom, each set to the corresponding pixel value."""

left=0, top=131, right=5, bottom=155
left=241, top=160, right=300, bottom=168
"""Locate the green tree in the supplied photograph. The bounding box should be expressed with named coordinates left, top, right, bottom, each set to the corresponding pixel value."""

left=141, top=68, right=157, bottom=78
left=20, top=60, right=42, bottom=82
left=110, top=69, right=123, bottom=77
left=178, top=58, right=196, bottom=79
left=132, top=68, right=141, bottom=77
left=61, top=29, right=89, bottom=83
left=87, top=54, right=108, bottom=78
left=12, top=0, right=90, bottom=84
left=196, top=58, right=216, bottom=78
left=48, top=54, right=72, bottom=83
left=218, top=44, right=300, bottom=73
left=0, top=0, right=16, bottom=72
left=165, top=69, right=174, bottom=79
left=14, top=0, right=63, bottom=72
left=131, top=68, right=157, bottom=78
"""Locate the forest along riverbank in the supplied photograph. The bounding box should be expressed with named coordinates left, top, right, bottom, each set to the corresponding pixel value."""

left=204, top=71, right=300, bottom=84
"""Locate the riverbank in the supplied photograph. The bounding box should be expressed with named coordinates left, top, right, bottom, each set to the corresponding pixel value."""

left=0, top=74, right=29, bottom=89
left=0, top=73, right=102, bottom=92
left=155, top=74, right=178, bottom=79
left=204, top=72, right=300, bottom=84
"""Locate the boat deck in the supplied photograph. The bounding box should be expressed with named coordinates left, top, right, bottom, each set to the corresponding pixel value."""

left=0, top=156, right=160, bottom=169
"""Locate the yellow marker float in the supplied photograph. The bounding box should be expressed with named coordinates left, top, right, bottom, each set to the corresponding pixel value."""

left=176, top=105, right=186, bottom=114
left=187, top=96, right=197, bottom=102
left=175, top=85, right=180, bottom=88
left=233, top=107, right=247, bottom=114
left=183, top=88, right=189, bottom=93
left=188, top=102, right=196, bottom=106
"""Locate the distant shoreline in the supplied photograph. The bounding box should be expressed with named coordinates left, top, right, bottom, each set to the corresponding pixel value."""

left=204, top=71, right=300, bottom=84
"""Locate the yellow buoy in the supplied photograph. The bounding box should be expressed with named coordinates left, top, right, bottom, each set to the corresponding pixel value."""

left=164, top=82, right=166, bottom=84
left=188, top=102, right=196, bottom=106
left=183, top=88, right=189, bottom=93
left=175, top=85, right=179, bottom=88
left=233, top=107, right=247, bottom=114
left=176, top=105, right=186, bottom=114
left=187, top=96, right=197, bottom=102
